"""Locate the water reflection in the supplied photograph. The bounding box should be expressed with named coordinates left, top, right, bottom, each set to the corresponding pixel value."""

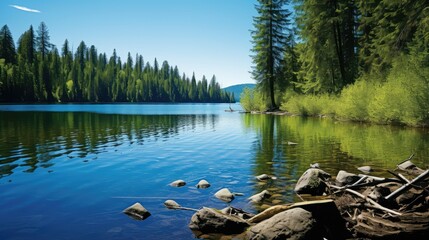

left=0, top=111, right=218, bottom=177
left=243, top=114, right=429, bottom=208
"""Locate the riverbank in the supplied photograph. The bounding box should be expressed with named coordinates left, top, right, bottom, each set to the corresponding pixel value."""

left=187, top=158, right=429, bottom=239
left=243, top=109, right=429, bottom=128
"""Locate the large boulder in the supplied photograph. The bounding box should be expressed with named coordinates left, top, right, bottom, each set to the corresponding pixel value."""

left=246, top=207, right=321, bottom=240
left=189, top=207, right=249, bottom=235
left=294, top=168, right=331, bottom=195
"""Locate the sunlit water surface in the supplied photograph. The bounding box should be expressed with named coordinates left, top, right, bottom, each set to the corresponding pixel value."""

left=1, top=103, right=429, bottom=239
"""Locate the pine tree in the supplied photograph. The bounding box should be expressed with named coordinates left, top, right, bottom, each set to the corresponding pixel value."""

left=295, top=0, right=358, bottom=93
left=0, top=25, right=17, bottom=64
left=251, top=0, right=292, bottom=110
left=36, top=22, right=52, bottom=61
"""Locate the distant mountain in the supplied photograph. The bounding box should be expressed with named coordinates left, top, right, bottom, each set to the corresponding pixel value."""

left=223, top=83, right=256, bottom=101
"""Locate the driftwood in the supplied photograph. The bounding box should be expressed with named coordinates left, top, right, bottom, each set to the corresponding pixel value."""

left=385, top=170, right=429, bottom=200
left=329, top=184, right=402, bottom=216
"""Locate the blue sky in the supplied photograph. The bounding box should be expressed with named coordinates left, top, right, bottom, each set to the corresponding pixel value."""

left=1, top=0, right=258, bottom=87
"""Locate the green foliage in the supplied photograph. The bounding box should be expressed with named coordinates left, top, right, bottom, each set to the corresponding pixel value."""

left=240, top=87, right=268, bottom=112
left=281, top=93, right=336, bottom=116
left=0, top=25, right=17, bottom=64
left=368, top=56, right=429, bottom=126
left=336, top=80, right=377, bottom=121
left=294, top=0, right=358, bottom=94
left=0, top=23, right=233, bottom=103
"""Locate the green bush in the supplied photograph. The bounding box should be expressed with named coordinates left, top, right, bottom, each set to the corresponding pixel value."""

left=368, top=57, right=429, bottom=126
left=240, top=87, right=268, bottom=112
left=281, top=93, right=336, bottom=116
left=336, top=80, right=377, bottom=121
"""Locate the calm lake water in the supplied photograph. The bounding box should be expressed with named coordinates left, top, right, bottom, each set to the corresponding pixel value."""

left=1, top=103, right=429, bottom=240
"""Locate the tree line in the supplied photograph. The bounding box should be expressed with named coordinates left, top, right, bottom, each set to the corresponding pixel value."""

left=248, top=0, right=429, bottom=125
left=0, top=23, right=234, bottom=103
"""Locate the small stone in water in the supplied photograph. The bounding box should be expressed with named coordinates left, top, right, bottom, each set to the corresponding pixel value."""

left=170, top=179, right=186, bottom=187
left=256, top=174, right=271, bottom=181
left=215, top=188, right=235, bottom=203
left=196, top=179, right=211, bottom=189
left=164, top=199, right=181, bottom=209
left=123, top=202, right=151, bottom=220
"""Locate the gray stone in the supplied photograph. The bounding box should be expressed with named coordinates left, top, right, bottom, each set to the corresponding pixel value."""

left=189, top=207, right=249, bottom=235
left=220, top=206, right=255, bottom=220
left=246, top=207, right=320, bottom=240
left=123, top=202, right=151, bottom=220
left=357, top=166, right=372, bottom=173
left=256, top=174, right=271, bottom=181
left=196, top=179, right=210, bottom=189
left=214, top=188, right=235, bottom=203
left=310, top=163, right=320, bottom=169
left=170, top=179, right=186, bottom=187
left=335, top=170, right=360, bottom=186
left=294, top=168, right=331, bottom=195
left=248, top=190, right=271, bottom=203
left=164, top=199, right=181, bottom=209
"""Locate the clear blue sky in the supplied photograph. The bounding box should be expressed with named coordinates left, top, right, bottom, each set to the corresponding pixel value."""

left=1, top=0, right=258, bottom=87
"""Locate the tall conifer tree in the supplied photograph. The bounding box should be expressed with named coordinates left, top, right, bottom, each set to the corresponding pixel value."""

left=251, top=0, right=292, bottom=110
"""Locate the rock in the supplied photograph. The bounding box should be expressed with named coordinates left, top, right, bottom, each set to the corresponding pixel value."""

left=357, top=165, right=372, bottom=173
left=398, top=160, right=416, bottom=170
left=214, top=188, right=235, bottom=203
left=248, top=190, right=271, bottom=203
left=310, top=163, right=320, bottom=169
left=196, top=179, right=210, bottom=189
left=256, top=174, right=271, bottom=181
left=294, top=168, right=331, bottom=195
left=123, top=202, right=151, bottom=220
left=189, top=207, right=249, bottom=235
left=170, top=179, right=186, bottom=187
left=246, top=208, right=320, bottom=240
left=220, top=206, right=255, bottom=220
left=335, top=170, right=360, bottom=186
left=164, top=199, right=181, bottom=209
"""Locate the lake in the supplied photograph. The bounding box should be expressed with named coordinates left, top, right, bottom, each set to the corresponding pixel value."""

left=1, top=103, right=429, bottom=239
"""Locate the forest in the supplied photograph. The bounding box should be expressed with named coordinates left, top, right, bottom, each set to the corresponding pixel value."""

left=245, top=0, right=429, bottom=126
left=0, top=23, right=234, bottom=103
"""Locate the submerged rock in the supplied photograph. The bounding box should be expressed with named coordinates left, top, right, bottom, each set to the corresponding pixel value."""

left=246, top=207, right=320, bottom=240
left=170, top=179, right=186, bottom=187
left=189, top=207, right=249, bottom=235
left=123, top=202, right=151, bottom=220
left=294, top=168, right=331, bottom=195
left=248, top=190, right=271, bottom=204
left=196, top=179, right=211, bottom=189
left=214, top=188, right=235, bottom=203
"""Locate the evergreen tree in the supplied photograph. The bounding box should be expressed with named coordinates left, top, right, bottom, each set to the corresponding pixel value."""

left=0, top=25, right=17, bottom=64
left=36, top=22, right=52, bottom=60
left=251, top=0, right=292, bottom=110
left=295, top=0, right=358, bottom=93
